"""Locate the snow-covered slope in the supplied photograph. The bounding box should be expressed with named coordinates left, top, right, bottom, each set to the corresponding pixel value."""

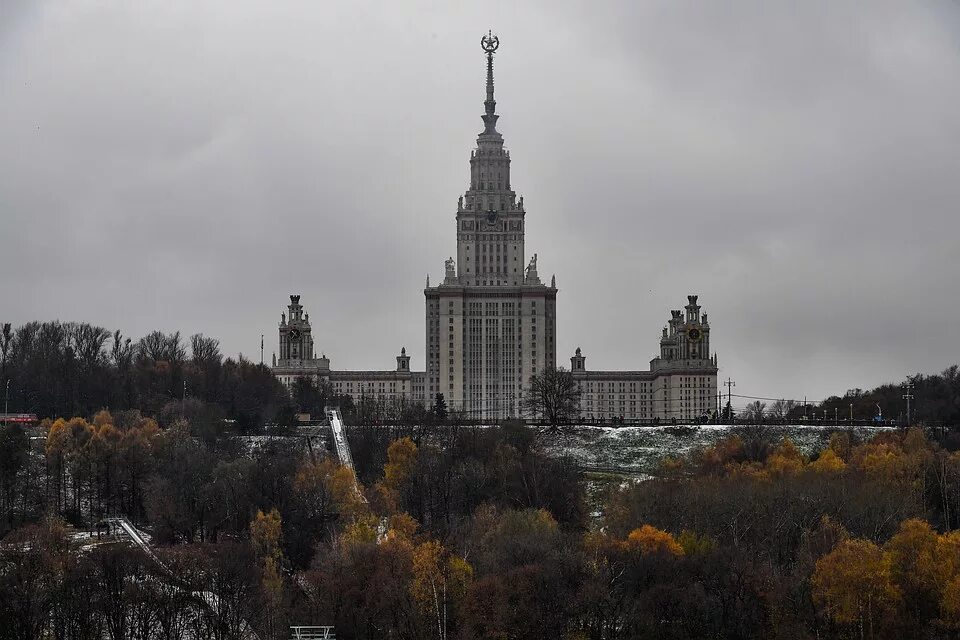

left=538, top=423, right=893, bottom=476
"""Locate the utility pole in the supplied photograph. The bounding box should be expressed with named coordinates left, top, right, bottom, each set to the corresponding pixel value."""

left=3, top=379, right=8, bottom=426
left=261, top=334, right=264, bottom=366
left=903, top=382, right=914, bottom=426
left=849, top=403, right=853, bottom=421
left=835, top=406, right=838, bottom=425
left=724, top=378, right=735, bottom=422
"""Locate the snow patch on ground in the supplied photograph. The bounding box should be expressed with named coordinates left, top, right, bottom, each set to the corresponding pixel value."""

left=537, top=423, right=893, bottom=476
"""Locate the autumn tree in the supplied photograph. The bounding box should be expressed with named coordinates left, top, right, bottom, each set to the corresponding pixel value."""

left=625, top=525, right=684, bottom=557
left=411, top=539, right=473, bottom=640
left=251, top=508, right=286, bottom=638
left=884, top=519, right=952, bottom=623
left=812, top=538, right=901, bottom=638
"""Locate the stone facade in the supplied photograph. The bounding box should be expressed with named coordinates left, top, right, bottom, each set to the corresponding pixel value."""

left=270, top=36, right=717, bottom=423
left=571, top=296, right=718, bottom=423
left=423, top=42, right=556, bottom=420
left=272, top=295, right=426, bottom=406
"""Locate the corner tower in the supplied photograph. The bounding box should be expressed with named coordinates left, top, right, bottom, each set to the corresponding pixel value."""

left=425, top=32, right=558, bottom=420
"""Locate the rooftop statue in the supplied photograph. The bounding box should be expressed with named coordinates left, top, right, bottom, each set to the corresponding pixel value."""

left=445, top=257, right=456, bottom=281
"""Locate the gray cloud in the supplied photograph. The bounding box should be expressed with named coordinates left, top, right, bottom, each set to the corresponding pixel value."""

left=2, top=0, right=958, bottom=405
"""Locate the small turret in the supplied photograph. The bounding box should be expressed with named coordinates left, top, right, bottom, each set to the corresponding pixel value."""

left=571, top=347, right=586, bottom=371
left=396, top=347, right=410, bottom=372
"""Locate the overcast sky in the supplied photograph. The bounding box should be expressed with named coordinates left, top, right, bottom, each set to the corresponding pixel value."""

left=2, top=1, right=959, bottom=407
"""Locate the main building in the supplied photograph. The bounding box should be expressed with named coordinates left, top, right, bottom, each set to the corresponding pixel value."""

left=272, top=34, right=717, bottom=423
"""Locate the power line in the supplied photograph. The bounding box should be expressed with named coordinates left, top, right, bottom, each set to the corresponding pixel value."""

left=903, top=383, right=914, bottom=425
left=730, top=393, right=828, bottom=404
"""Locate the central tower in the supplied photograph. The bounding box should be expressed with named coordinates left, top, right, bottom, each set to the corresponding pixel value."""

left=424, top=33, right=558, bottom=420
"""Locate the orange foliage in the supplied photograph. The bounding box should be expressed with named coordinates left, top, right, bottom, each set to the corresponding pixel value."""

left=625, top=525, right=684, bottom=557
left=698, top=435, right=744, bottom=473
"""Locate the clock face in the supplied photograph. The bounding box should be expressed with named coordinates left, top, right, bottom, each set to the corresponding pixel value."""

left=288, top=328, right=301, bottom=341
left=687, top=327, right=703, bottom=342
left=486, top=209, right=498, bottom=225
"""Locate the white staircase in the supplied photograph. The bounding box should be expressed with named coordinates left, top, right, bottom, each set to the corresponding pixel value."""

left=325, top=407, right=354, bottom=471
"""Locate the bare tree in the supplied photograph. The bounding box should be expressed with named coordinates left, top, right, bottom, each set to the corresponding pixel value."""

left=522, top=367, right=581, bottom=427
left=743, top=400, right=767, bottom=423
left=190, top=334, right=221, bottom=367
left=137, top=331, right=186, bottom=364
left=769, top=399, right=796, bottom=421
left=1, top=323, right=11, bottom=378
left=71, top=324, right=110, bottom=372
left=111, top=330, right=133, bottom=369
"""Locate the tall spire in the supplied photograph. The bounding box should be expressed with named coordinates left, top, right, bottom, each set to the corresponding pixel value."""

left=480, top=30, right=500, bottom=136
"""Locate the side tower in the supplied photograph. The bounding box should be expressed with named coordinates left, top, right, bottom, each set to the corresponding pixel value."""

left=651, top=295, right=718, bottom=421
left=279, top=295, right=314, bottom=362
left=424, top=32, right=558, bottom=420
left=273, top=294, right=330, bottom=387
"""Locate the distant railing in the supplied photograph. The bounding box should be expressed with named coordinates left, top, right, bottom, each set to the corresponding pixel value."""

left=291, top=626, right=335, bottom=639
left=0, top=413, right=38, bottom=424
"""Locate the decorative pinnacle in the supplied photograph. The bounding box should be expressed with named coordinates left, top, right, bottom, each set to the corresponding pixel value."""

left=480, top=30, right=500, bottom=135
left=481, top=29, right=499, bottom=54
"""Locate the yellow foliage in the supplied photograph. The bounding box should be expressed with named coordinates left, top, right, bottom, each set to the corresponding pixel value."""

left=261, top=556, right=284, bottom=600
left=387, top=512, right=419, bottom=541
left=853, top=442, right=908, bottom=481
left=295, top=458, right=369, bottom=522
left=940, top=575, right=960, bottom=629
left=340, top=515, right=380, bottom=549
left=410, top=539, right=443, bottom=608
left=937, top=531, right=960, bottom=580
left=329, top=465, right=368, bottom=522
left=293, top=459, right=331, bottom=494
left=811, top=538, right=901, bottom=627
left=92, top=409, right=114, bottom=428
left=410, top=539, right=473, bottom=617
left=45, top=418, right=69, bottom=457
left=829, top=432, right=852, bottom=461
left=810, top=448, right=846, bottom=475
left=902, top=427, right=929, bottom=454
left=384, top=437, right=418, bottom=491
left=625, top=525, right=684, bottom=557
left=765, top=438, right=805, bottom=476
left=250, top=509, right=285, bottom=602
left=885, top=519, right=948, bottom=601
left=250, top=508, right=283, bottom=562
